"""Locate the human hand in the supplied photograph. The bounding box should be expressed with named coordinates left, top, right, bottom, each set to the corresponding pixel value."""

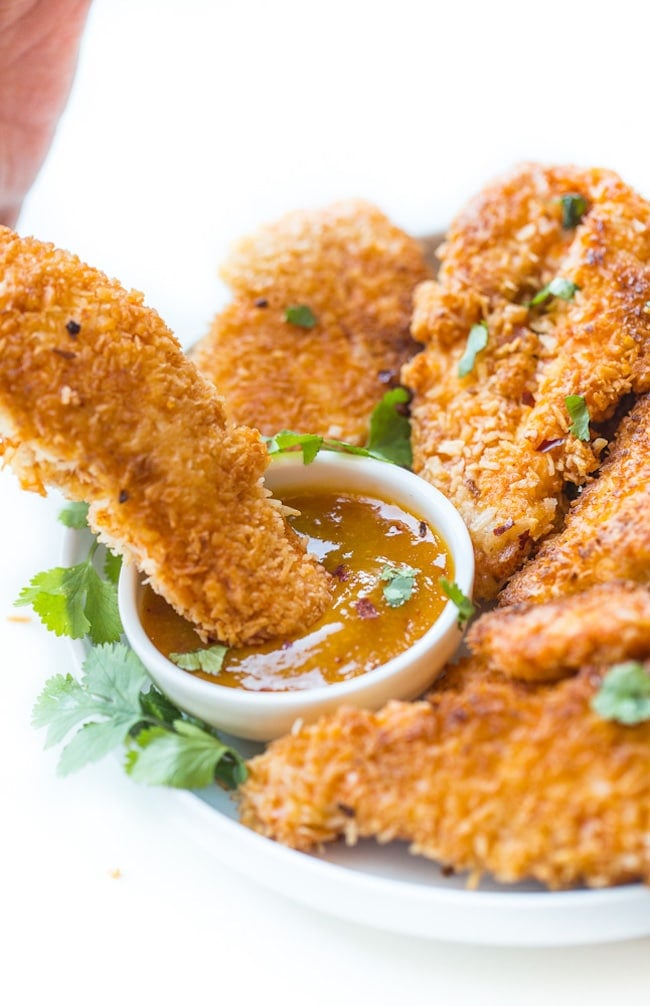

left=0, top=0, right=92, bottom=227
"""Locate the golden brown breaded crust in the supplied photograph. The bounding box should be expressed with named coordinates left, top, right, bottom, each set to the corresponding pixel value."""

left=0, top=226, right=331, bottom=645
left=467, top=581, right=650, bottom=682
left=239, top=661, right=650, bottom=889
left=402, top=164, right=650, bottom=601
left=191, top=200, right=431, bottom=443
left=500, top=393, right=650, bottom=605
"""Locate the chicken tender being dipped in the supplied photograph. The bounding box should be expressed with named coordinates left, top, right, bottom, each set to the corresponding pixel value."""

left=239, top=660, right=650, bottom=889
left=402, top=164, right=650, bottom=601
left=0, top=226, right=332, bottom=646
left=191, top=200, right=432, bottom=443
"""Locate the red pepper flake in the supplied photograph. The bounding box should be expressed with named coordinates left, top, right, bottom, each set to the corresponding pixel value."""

left=52, top=347, right=77, bottom=360
left=536, top=437, right=565, bottom=453
left=118, top=489, right=129, bottom=503
left=337, top=802, right=356, bottom=818
left=522, top=390, right=535, bottom=407
left=332, top=563, right=350, bottom=582
left=493, top=518, right=514, bottom=537
left=518, top=529, right=531, bottom=548
left=418, top=520, right=428, bottom=538
left=354, top=598, right=379, bottom=619
left=66, top=320, right=81, bottom=336
left=254, top=297, right=268, bottom=308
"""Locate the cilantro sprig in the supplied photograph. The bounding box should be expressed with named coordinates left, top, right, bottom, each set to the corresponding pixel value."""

left=559, top=193, right=588, bottom=229
left=265, top=387, right=412, bottom=468
left=591, top=661, right=650, bottom=725
left=458, top=322, right=488, bottom=378
left=565, top=394, right=590, bottom=441
left=16, top=534, right=123, bottom=644
left=380, top=564, right=419, bottom=607
left=439, top=577, right=475, bottom=628
left=528, top=277, right=579, bottom=308
left=33, top=642, right=247, bottom=788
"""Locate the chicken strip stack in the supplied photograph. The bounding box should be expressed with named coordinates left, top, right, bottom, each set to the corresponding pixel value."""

left=239, top=659, right=650, bottom=889
left=191, top=200, right=431, bottom=443
left=402, top=164, right=650, bottom=600
left=500, top=392, right=650, bottom=606
left=0, top=226, right=331, bottom=645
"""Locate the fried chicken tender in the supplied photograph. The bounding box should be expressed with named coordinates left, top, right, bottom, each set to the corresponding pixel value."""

left=239, top=660, right=650, bottom=889
left=402, top=164, right=650, bottom=601
left=500, top=393, right=650, bottom=606
left=191, top=200, right=431, bottom=443
left=0, top=226, right=331, bottom=645
left=467, top=581, right=650, bottom=682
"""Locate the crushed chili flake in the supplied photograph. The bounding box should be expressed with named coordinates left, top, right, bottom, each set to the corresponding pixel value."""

left=522, top=390, right=535, bottom=407
left=332, top=563, right=350, bottom=582
left=518, top=529, right=531, bottom=548
left=254, top=297, right=269, bottom=308
left=354, top=597, right=379, bottom=619
left=52, top=347, right=77, bottom=360
left=493, top=518, right=514, bottom=537
left=66, top=320, right=81, bottom=336
left=536, top=437, right=565, bottom=453
left=118, top=489, right=129, bottom=503
left=337, top=802, right=356, bottom=818
left=418, top=520, right=427, bottom=538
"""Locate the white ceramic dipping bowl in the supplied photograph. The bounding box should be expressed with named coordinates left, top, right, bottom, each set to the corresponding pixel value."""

left=119, top=452, right=475, bottom=741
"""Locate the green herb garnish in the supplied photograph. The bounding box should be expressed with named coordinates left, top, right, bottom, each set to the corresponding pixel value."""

left=380, top=564, right=419, bottom=607
left=439, top=577, right=475, bottom=627
left=32, top=642, right=247, bottom=788
left=58, top=501, right=90, bottom=529
left=265, top=388, right=412, bottom=468
left=284, top=304, right=318, bottom=329
left=458, top=322, right=488, bottom=378
left=528, top=277, right=580, bottom=307
left=591, top=661, right=650, bottom=725
left=169, top=645, right=229, bottom=676
left=16, top=537, right=122, bottom=644
left=565, top=394, right=590, bottom=441
left=559, top=193, right=588, bottom=229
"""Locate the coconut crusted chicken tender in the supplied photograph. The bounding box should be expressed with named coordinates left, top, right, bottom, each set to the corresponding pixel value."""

left=191, top=200, right=432, bottom=443
left=238, top=660, right=650, bottom=889
left=402, top=164, right=650, bottom=601
left=0, top=226, right=332, bottom=646
left=467, top=581, right=650, bottom=683
left=500, top=393, right=650, bottom=606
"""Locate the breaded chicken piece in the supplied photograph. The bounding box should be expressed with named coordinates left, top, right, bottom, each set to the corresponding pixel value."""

left=467, top=581, right=650, bottom=682
left=500, top=393, right=650, bottom=605
left=191, top=201, right=431, bottom=443
left=0, top=226, right=331, bottom=645
left=402, top=164, right=650, bottom=601
left=239, top=660, right=650, bottom=889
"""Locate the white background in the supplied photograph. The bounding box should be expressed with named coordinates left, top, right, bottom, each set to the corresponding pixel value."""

left=2, top=0, right=650, bottom=1002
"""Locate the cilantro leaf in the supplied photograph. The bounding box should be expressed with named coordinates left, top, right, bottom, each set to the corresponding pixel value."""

left=265, top=389, right=413, bottom=469
left=380, top=564, right=419, bottom=607
left=32, top=643, right=148, bottom=775
left=565, top=394, right=590, bottom=441
left=16, top=541, right=122, bottom=644
left=284, top=304, right=318, bottom=329
left=365, top=387, right=412, bottom=467
left=169, top=645, right=229, bottom=675
left=592, top=662, right=650, bottom=725
left=528, top=277, right=579, bottom=307
left=58, top=501, right=90, bottom=529
left=559, top=193, right=588, bottom=229
left=103, top=550, right=123, bottom=585
left=139, top=684, right=184, bottom=725
left=266, top=430, right=324, bottom=464
left=458, top=322, right=488, bottom=378
left=439, top=577, right=475, bottom=627
left=126, top=720, right=248, bottom=789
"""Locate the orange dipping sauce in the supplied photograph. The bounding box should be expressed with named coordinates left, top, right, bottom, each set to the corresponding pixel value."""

left=139, top=490, right=453, bottom=692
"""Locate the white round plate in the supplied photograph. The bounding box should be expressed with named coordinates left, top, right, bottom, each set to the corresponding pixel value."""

left=63, top=529, right=650, bottom=947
